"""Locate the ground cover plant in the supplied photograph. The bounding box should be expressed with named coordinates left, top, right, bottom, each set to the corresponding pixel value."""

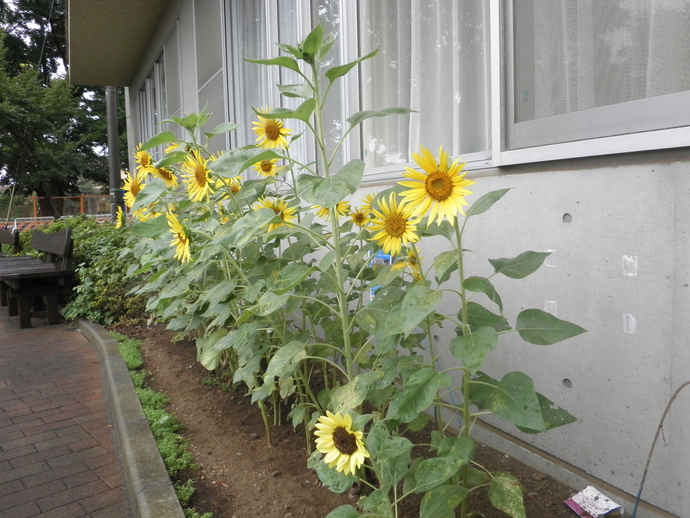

left=122, top=24, right=585, bottom=518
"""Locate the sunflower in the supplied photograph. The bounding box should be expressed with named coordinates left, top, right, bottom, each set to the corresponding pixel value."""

left=314, top=411, right=369, bottom=476
left=114, top=206, right=125, bottom=229
left=155, top=167, right=179, bottom=189
left=255, top=197, right=297, bottom=232
left=312, top=201, right=350, bottom=220
left=361, top=192, right=376, bottom=212
left=122, top=170, right=145, bottom=209
left=393, top=248, right=423, bottom=280
left=369, top=193, right=420, bottom=256
left=253, top=158, right=279, bottom=177
left=399, top=146, right=475, bottom=225
left=181, top=149, right=214, bottom=202
left=167, top=212, right=192, bottom=263
left=252, top=107, right=292, bottom=150
left=134, top=145, right=157, bottom=175
left=349, top=206, right=371, bottom=227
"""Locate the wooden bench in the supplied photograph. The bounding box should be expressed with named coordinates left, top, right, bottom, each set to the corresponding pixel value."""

left=0, top=227, right=21, bottom=256
left=0, top=229, right=74, bottom=328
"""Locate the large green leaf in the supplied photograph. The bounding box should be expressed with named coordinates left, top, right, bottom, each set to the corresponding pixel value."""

left=383, top=285, right=442, bottom=337
left=437, top=436, right=475, bottom=465
left=325, top=48, right=378, bottom=84
left=465, top=188, right=510, bottom=218
left=244, top=56, right=301, bottom=74
left=420, top=484, right=470, bottom=518
left=516, top=309, right=587, bottom=345
left=219, top=208, right=275, bottom=250
left=325, top=505, right=362, bottom=518
left=331, top=378, right=368, bottom=414
left=413, top=457, right=463, bottom=493
left=449, top=327, right=498, bottom=373
left=377, top=436, right=413, bottom=459
left=266, top=263, right=315, bottom=294
left=347, top=107, right=413, bottom=128
left=204, top=121, right=239, bottom=138
left=489, top=251, right=551, bottom=279
left=517, top=392, right=577, bottom=433
left=140, top=130, right=177, bottom=151
left=211, top=147, right=283, bottom=178
left=296, top=159, right=364, bottom=206
left=255, top=98, right=316, bottom=123
left=264, top=340, right=306, bottom=379
left=386, top=367, right=446, bottom=423
left=434, top=250, right=458, bottom=285
left=488, top=472, right=527, bottom=518
left=130, top=214, right=168, bottom=239
left=487, top=372, right=545, bottom=432
left=277, top=83, right=313, bottom=99
left=195, top=329, right=229, bottom=370
left=250, top=290, right=290, bottom=317
left=308, top=451, right=357, bottom=493
left=463, top=276, right=503, bottom=311
left=464, top=302, right=510, bottom=332
left=130, top=177, right=166, bottom=212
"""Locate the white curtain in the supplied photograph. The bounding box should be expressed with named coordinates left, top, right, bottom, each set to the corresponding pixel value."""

left=526, top=0, right=690, bottom=121
left=358, top=0, right=489, bottom=168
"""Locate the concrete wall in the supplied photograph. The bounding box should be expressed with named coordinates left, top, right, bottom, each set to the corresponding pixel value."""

left=125, top=1, right=690, bottom=516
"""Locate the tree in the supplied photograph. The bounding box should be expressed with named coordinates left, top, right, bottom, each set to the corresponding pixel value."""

left=0, top=1, right=127, bottom=217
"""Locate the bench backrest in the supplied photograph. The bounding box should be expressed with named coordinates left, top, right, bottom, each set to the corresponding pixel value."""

left=30, top=229, right=73, bottom=271
left=0, top=227, right=21, bottom=254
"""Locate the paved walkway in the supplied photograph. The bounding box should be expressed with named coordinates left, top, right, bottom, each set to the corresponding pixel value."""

left=0, top=314, right=132, bottom=517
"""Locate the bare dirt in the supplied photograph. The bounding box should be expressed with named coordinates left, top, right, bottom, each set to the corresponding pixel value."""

left=114, top=324, right=578, bottom=518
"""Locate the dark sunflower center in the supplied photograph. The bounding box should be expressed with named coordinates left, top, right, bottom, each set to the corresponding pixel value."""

left=176, top=233, right=186, bottom=244
left=332, top=426, right=358, bottom=455
left=384, top=214, right=406, bottom=238
left=425, top=171, right=452, bottom=202
left=141, top=154, right=151, bottom=167
left=159, top=168, right=173, bottom=180
left=195, top=165, right=207, bottom=186
left=264, top=121, right=281, bottom=141
left=260, top=160, right=273, bottom=172
left=131, top=183, right=141, bottom=196
left=353, top=213, right=366, bottom=224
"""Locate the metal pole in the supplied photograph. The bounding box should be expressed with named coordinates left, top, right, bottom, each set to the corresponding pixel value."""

left=106, top=86, right=123, bottom=220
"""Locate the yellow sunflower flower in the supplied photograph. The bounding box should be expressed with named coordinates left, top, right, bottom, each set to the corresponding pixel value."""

left=253, top=158, right=279, bottom=177
left=361, top=192, right=376, bottom=212
left=349, top=206, right=371, bottom=227
left=155, top=167, right=179, bottom=189
left=393, top=248, right=423, bottom=280
left=314, top=411, right=369, bottom=476
left=181, top=149, right=214, bottom=202
left=369, top=193, right=420, bottom=256
left=114, top=206, right=125, bottom=229
left=399, top=146, right=475, bottom=225
left=252, top=107, right=292, bottom=150
left=122, top=170, right=145, bottom=209
left=167, top=212, right=192, bottom=263
left=255, top=197, right=297, bottom=232
left=312, top=201, right=350, bottom=220
left=165, top=142, right=180, bottom=155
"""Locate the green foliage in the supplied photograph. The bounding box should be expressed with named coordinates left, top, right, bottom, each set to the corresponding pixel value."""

left=118, top=338, right=144, bottom=371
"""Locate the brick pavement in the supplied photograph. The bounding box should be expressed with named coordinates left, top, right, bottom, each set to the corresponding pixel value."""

left=0, top=314, right=132, bottom=517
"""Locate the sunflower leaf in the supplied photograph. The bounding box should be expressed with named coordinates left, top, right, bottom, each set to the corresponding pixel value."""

left=255, top=98, right=316, bottom=123
left=211, top=147, right=283, bottom=178
left=296, top=159, right=364, bottom=205
left=130, top=178, right=166, bottom=213
left=465, top=188, right=510, bottom=218
left=420, top=484, right=470, bottom=518
left=325, top=48, right=378, bottom=84
left=489, top=251, right=551, bottom=279
left=204, top=121, right=239, bottom=139
left=347, top=107, right=413, bottom=128
left=324, top=505, right=363, bottom=518
left=139, top=130, right=177, bottom=151
left=277, top=83, right=313, bottom=99
left=516, top=308, right=587, bottom=345
left=488, top=472, right=527, bottom=518
left=245, top=56, right=301, bottom=74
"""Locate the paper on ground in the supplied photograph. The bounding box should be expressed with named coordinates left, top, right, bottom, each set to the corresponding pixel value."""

left=564, top=486, right=623, bottom=517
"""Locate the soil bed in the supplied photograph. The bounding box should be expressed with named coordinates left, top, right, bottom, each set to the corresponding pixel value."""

left=113, top=324, right=578, bottom=518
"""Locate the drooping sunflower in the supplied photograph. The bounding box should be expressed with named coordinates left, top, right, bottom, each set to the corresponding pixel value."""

left=369, top=193, right=420, bottom=256
left=399, top=146, right=475, bottom=225
left=314, top=411, right=369, bottom=476
left=181, top=149, right=214, bottom=202
left=252, top=107, right=292, bottom=150
left=349, top=206, right=371, bottom=227
left=167, top=212, right=192, bottom=263
left=361, top=192, right=376, bottom=212
left=312, top=201, right=350, bottom=220
left=155, top=167, right=179, bottom=189
left=253, top=158, right=279, bottom=177
left=122, top=170, right=145, bottom=209
left=114, top=206, right=125, bottom=229
left=255, top=197, right=297, bottom=232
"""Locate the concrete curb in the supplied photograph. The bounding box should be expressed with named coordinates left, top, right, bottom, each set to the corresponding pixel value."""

left=77, top=319, right=185, bottom=518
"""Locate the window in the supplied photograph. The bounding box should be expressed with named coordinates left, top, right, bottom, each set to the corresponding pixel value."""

left=507, top=0, right=690, bottom=152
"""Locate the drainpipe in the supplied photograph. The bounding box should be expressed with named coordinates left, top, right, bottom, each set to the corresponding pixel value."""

left=106, top=86, right=123, bottom=219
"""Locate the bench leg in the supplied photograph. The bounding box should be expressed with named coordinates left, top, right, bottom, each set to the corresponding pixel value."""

left=0, top=282, right=6, bottom=307
left=8, top=295, right=18, bottom=316
left=18, top=297, right=32, bottom=329
left=45, top=294, right=59, bottom=325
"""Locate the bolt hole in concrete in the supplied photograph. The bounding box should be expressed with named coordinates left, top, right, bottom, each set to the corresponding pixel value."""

left=562, top=213, right=572, bottom=223
left=562, top=378, right=572, bottom=389
left=433, top=335, right=439, bottom=343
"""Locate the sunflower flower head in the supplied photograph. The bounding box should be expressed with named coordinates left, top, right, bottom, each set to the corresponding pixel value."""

left=393, top=248, right=423, bottom=280
left=361, top=192, right=376, bottom=213
left=369, top=193, right=420, bottom=256
left=399, top=146, right=475, bottom=225
left=312, top=201, right=350, bottom=221
left=255, top=197, right=297, bottom=232
left=314, top=411, right=369, bottom=476
left=252, top=107, right=292, bottom=150
left=181, top=149, right=215, bottom=202
left=349, top=206, right=371, bottom=227
left=114, top=206, right=125, bottom=229
left=134, top=145, right=157, bottom=172
left=155, top=167, right=179, bottom=189
left=167, top=212, right=192, bottom=263
left=123, top=170, right=145, bottom=209
left=253, top=158, right=279, bottom=177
